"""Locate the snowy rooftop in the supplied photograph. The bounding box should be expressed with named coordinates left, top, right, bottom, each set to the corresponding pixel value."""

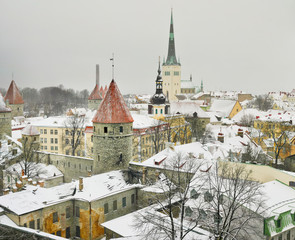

left=209, top=99, right=238, bottom=117
left=21, top=125, right=40, bottom=136
left=0, top=170, right=136, bottom=215
left=0, top=137, right=22, bottom=165
left=170, top=101, right=210, bottom=118
left=130, top=142, right=213, bottom=172
left=132, top=113, right=166, bottom=129
left=256, top=110, right=295, bottom=124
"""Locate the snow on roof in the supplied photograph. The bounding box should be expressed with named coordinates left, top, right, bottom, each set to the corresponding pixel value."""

left=181, top=80, right=197, bottom=89
left=130, top=142, right=213, bottom=172
left=6, top=162, right=63, bottom=180
left=132, top=113, right=166, bottom=129
left=0, top=138, right=22, bottom=165
left=231, top=108, right=265, bottom=123
left=209, top=99, right=238, bottom=117
left=21, top=125, right=39, bottom=136
left=0, top=93, right=11, bottom=113
left=102, top=206, right=211, bottom=240
left=0, top=170, right=136, bottom=215
left=0, top=215, right=66, bottom=239
left=170, top=101, right=209, bottom=118
left=260, top=180, right=295, bottom=217
left=257, top=110, right=295, bottom=124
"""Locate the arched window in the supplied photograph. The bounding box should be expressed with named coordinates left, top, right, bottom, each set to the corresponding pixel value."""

left=155, top=109, right=158, bottom=114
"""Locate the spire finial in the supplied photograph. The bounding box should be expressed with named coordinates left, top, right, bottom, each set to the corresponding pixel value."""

left=110, top=53, right=115, bottom=80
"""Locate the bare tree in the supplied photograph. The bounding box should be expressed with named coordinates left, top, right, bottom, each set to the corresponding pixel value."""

left=271, top=131, right=287, bottom=168
left=64, top=113, right=85, bottom=156
left=239, top=114, right=255, bottom=127
left=146, top=120, right=168, bottom=155
left=254, top=95, right=273, bottom=111
left=135, top=156, right=265, bottom=240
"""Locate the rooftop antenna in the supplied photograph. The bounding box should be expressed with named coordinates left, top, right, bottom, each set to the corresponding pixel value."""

left=110, top=53, right=115, bottom=80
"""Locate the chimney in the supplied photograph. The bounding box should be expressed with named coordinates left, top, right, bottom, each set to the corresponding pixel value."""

left=22, top=169, right=25, bottom=176
left=88, top=170, right=92, bottom=177
left=79, top=177, right=83, bottom=191
left=12, top=186, right=17, bottom=193
left=3, top=188, right=9, bottom=195
left=38, top=180, right=44, bottom=188
left=217, top=133, right=224, bottom=143
left=28, top=178, right=33, bottom=185
left=21, top=175, right=28, bottom=185
left=237, top=128, right=244, bottom=138
left=32, top=181, right=37, bottom=186
left=16, top=180, right=22, bottom=189
left=96, top=64, right=100, bottom=86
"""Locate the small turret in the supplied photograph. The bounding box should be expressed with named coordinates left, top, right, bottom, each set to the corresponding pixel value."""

left=4, top=80, right=24, bottom=118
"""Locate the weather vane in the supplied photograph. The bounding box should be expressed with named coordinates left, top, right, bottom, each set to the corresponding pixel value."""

left=110, top=53, right=114, bottom=80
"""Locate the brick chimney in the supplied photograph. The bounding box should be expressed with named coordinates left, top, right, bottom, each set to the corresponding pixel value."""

left=21, top=175, right=28, bottom=185
left=237, top=128, right=244, bottom=138
left=38, top=180, right=44, bottom=188
left=79, top=177, right=84, bottom=191
left=88, top=170, right=92, bottom=177
left=3, top=188, right=9, bottom=195
left=16, top=180, right=22, bottom=189
left=12, top=186, right=17, bottom=193
left=28, top=178, right=33, bottom=185
left=217, top=133, right=224, bottom=143
left=32, top=181, right=37, bottom=186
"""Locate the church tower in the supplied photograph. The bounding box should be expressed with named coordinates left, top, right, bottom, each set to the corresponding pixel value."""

left=92, top=80, right=134, bottom=174
left=148, top=59, right=170, bottom=117
left=4, top=80, right=24, bottom=118
left=162, top=10, right=181, bottom=102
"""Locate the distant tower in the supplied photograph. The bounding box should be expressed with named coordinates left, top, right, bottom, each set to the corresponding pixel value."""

left=162, top=10, right=181, bottom=102
left=4, top=80, right=24, bottom=118
left=0, top=93, right=12, bottom=139
left=21, top=125, right=40, bottom=152
left=201, top=80, right=204, bottom=92
left=148, top=59, right=170, bottom=117
left=88, top=65, right=103, bottom=110
left=92, top=80, right=134, bottom=174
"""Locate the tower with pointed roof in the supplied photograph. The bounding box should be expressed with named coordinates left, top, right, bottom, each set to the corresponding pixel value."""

left=4, top=80, right=24, bottom=118
left=148, top=59, right=170, bottom=117
left=92, top=80, right=134, bottom=174
left=162, top=10, right=181, bottom=102
left=88, top=64, right=103, bottom=110
left=0, top=93, right=11, bottom=138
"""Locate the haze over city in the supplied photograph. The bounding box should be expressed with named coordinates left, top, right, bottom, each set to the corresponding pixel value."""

left=1, top=0, right=295, bottom=94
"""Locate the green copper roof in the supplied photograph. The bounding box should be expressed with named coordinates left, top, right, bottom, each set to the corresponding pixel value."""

left=164, top=10, right=180, bottom=66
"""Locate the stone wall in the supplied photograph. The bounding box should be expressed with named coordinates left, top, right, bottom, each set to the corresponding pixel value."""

left=0, top=111, right=11, bottom=138
left=7, top=104, right=23, bottom=118
left=36, top=152, right=94, bottom=182
left=88, top=99, right=101, bottom=111
left=93, top=122, right=133, bottom=174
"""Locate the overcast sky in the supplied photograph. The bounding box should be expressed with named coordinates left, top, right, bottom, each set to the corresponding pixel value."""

left=1, top=0, right=295, bottom=95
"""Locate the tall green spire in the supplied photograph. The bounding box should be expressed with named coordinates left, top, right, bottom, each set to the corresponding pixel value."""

left=164, top=9, right=179, bottom=66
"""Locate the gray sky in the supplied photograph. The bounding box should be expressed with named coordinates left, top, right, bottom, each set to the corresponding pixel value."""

left=0, top=0, right=295, bottom=95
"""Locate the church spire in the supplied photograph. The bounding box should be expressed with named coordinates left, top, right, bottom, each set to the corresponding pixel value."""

left=164, top=9, right=179, bottom=66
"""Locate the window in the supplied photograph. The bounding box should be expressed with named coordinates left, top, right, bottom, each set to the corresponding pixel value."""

left=287, top=230, right=290, bottom=240
left=160, top=109, right=163, bottom=114
left=104, top=203, right=109, bottom=214
left=66, top=130, right=69, bottom=135
left=277, top=219, right=281, bottom=228
left=155, top=109, right=158, bottom=114
left=53, top=212, right=58, bottom=223
left=24, top=223, right=27, bottom=228
left=40, top=129, right=43, bottom=134
left=55, top=146, right=58, bottom=150
left=76, top=206, right=80, bottom=217
left=120, top=126, right=123, bottom=133
left=45, top=146, right=47, bottom=150
left=66, top=227, right=71, bottom=238
left=77, top=151, right=81, bottom=156
left=165, top=71, right=170, bottom=76
left=37, top=219, right=40, bottom=229
left=131, top=194, right=135, bottom=204
left=66, top=139, right=69, bottom=144
left=51, top=146, right=54, bottom=150
left=76, top=226, right=80, bottom=237
left=55, top=130, right=58, bottom=135
left=55, top=138, right=58, bottom=144
left=66, top=150, right=69, bottom=155
left=50, top=129, right=53, bottom=134
left=41, top=138, right=43, bottom=143
left=66, top=207, right=71, bottom=218
left=91, top=135, right=93, bottom=142
left=174, top=71, right=179, bottom=76
left=56, top=230, right=61, bottom=236
left=113, top=200, right=117, bottom=211
left=29, top=220, right=35, bottom=229
left=44, top=129, right=47, bottom=134
left=104, top=127, right=108, bottom=133
left=122, top=197, right=126, bottom=207
left=44, top=138, right=47, bottom=143
left=7, top=176, right=10, bottom=183
left=51, top=138, right=54, bottom=144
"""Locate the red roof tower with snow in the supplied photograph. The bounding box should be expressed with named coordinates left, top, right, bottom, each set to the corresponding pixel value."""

left=92, top=79, right=133, bottom=174
left=4, top=80, right=24, bottom=118
left=88, top=84, right=103, bottom=110
left=92, top=80, right=133, bottom=123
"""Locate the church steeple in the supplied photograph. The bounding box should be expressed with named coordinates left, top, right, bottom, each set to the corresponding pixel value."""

left=164, top=9, right=179, bottom=66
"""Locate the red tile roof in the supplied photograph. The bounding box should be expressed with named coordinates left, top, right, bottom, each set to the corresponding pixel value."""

left=4, top=80, right=24, bottom=104
left=88, top=84, right=102, bottom=100
left=92, top=80, right=133, bottom=123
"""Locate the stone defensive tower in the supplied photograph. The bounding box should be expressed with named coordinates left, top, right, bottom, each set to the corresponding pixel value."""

left=4, top=80, right=24, bottom=118
left=21, top=125, right=40, bottom=152
left=162, top=10, right=181, bottom=102
left=0, top=93, right=12, bottom=139
left=92, top=80, right=134, bottom=174
left=88, top=65, right=103, bottom=110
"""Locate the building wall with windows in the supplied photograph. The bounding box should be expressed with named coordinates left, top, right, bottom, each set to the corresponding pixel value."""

left=162, top=65, right=181, bottom=102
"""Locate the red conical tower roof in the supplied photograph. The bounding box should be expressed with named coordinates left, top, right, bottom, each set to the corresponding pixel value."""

left=88, top=84, right=102, bottom=100
left=99, top=86, right=104, bottom=98
left=92, top=80, right=133, bottom=123
left=4, top=80, right=24, bottom=104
